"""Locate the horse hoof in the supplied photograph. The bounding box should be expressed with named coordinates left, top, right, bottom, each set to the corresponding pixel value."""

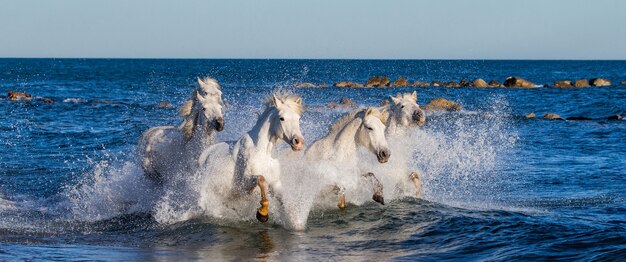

left=373, top=194, right=385, bottom=205
left=256, top=210, right=269, bottom=223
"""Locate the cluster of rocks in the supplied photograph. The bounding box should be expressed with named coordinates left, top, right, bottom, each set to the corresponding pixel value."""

left=326, top=97, right=462, bottom=111
left=294, top=76, right=624, bottom=89
left=525, top=112, right=623, bottom=121
left=5, top=91, right=171, bottom=107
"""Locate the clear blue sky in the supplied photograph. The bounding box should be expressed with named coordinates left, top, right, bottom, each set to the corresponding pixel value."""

left=1, top=0, right=625, bottom=59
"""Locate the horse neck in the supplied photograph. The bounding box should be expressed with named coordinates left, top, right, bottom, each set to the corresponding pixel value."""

left=188, top=124, right=216, bottom=149
left=247, top=107, right=278, bottom=154
left=331, top=118, right=362, bottom=159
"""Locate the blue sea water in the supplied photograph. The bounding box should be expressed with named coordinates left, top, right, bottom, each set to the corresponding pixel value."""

left=0, top=59, right=625, bottom=260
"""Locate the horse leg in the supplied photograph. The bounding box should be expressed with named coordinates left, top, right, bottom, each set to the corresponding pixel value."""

left=409, top=171, right=421, bottom=198
left=362, top=172, right=384, bottom=205
left=333, top=185, right=346, bottom=209
left=255, top=175, right=270, bottom=223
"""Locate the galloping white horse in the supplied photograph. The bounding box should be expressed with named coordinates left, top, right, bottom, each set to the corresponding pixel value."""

left=305, top=107, right=391, bottom=208
left=139, top=77, right=224, bottom=183
left=199, top=93, right=304, bottom=223
left=379, top=91, right=425, bottom=197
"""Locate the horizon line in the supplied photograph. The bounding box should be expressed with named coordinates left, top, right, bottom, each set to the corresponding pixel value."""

left=1, top=57, right=626, bottom=61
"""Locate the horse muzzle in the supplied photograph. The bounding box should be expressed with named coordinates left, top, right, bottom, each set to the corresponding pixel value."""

left=413, top=110, right=426, bottom=127
left=214, top=118, right=225, bottom=132
left=376, top=149, right=390, bottom=163
left=290, top=136, right=304, bottom=151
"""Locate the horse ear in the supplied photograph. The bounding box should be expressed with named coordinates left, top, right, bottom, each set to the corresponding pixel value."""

left=197, top=77, right=204, bottom=87
left=272, top=94, right=283, bottom=107
left=411, top=91, right=417, bottom=101
left=390, top=96, right=400, bottom=105
left=365, top=108, right=374, bottom=116
left=196, top=91, right=206, bottom=102
left=294, top=97, right=302, bottom=105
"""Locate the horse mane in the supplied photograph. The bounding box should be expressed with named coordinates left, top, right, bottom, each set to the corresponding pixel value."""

left=179, top=91, right=200, bottom=142
left=263, top=90, right=303, bottom=115
left=328, top=107, right=388, bottom=134
left=197, top=77, right=221, bottom=95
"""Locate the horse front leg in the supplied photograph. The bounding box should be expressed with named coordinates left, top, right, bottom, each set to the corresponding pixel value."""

left=255, top=175, right=270, bottom=223
left=409, top=171, right=421, bottom=198
left=362, top=172, right=384, bottom=205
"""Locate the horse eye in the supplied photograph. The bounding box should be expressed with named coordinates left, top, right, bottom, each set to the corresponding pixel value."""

left=367, top=126, right=373, bottom=131
left=203, top=108, right=207, bottom=111
left=280, top=117, right=285, bottom=121
left=401, top=105, right=405, bottom=109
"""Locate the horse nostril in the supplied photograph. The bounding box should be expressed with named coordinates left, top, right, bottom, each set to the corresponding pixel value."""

left=293, top=137, right=302, bottom=146
left=215, top=118, right=225, bottom=131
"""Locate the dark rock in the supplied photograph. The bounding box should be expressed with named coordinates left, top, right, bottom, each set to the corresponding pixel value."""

left=459, top=80, right=471, bottom=87
left=365, top=76, right=390, bottom=87
left=443, top=81, right=461, bottom=88
left=472, top=78, right=488, bottom=88
left=423, top=98, right=462, bottom=111
left=335, top=81, right=364, bottom=88
left=293, top=82, right=317, bottom=88
left=7, top=91, right=32, bottom=101
left=504, top=77, right=535, bottom=88
left=391, top=77, right=408, bottom=87
left=328, top=97, right=357, bottom=109
left=590, top=78, right=611, bottom=87
left=488, top=80, right=504, bottom=87
left=574, top=79, right=590, bottom=87
left=158, top=101, right=172, bottom=108
left=43, top=98, right=55, bottom=103
left=554, top=80, right=573, bottom=88
left=607, top=115, right=623, bottom=120
left=566, top=116, right=592, bottom=120
left=410, top=81, right=430, bottom=87
left=543, top=113, right=563, bottom=120
left=91, top=99, right=117, bottom=104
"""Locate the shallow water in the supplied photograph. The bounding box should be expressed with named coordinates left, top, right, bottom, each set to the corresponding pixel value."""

left=0, top=59, right=625, bottom=260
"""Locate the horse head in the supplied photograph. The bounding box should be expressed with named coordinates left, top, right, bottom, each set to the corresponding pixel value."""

left=268, top=94, right=304, bottom=151
left=357, top=107, right=390, bottom=163
left=389, top=91, right=425, bottom=127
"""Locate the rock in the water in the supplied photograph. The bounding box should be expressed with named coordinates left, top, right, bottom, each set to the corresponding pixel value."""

left=459, top=80, right=471, bottom=87
left=554, top=80, right=573, bottom=88
left=489, top=80, right=504, bottom=87
left=335, top=81, right=364, bottom=88
left=431, top=81, right=443, bottom=87
left=590, top=78, right=611, bottom=86
left=607, top=115, right=623, bottom=120
left=621, top=81, right=626, bottom=85
left=43, top=98, right=55, bottom=103
left=391, top=77, right=408, bottom=87
left=7, top=91, right=32, bottom=101
left=525, top=112, right=535, bottom=119
left=328, top=97, right=357, bottom=109
left=443, top=81, right=461, bottom=88
left=424, top=98, right=462, bottom=111
left=380, top=99, right=390, bottom=106
left=543, top=113, right=563, bottom=120
left=472, top=78, right=488, bottom=87
left=574, top=79, right=590, bottom=87
left=293, top=82, right=317, bottom=88
left=365, top=76, right=390, bottom=87
left=410, top=81, right=430, bottom=87
left=566, top=116, right=593, bottom=120
left=158, top=101, right=172, bottom=108
left=504, top=77, right=535, bottom=88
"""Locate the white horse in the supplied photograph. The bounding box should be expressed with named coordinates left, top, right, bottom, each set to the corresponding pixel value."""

left=305, top=107, right=391, bottom=208
left=199, top=93, right=304, bottom=223
left=379, top=91, right=425, bottom=197
left=139, top=77, right=225, bottom=183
